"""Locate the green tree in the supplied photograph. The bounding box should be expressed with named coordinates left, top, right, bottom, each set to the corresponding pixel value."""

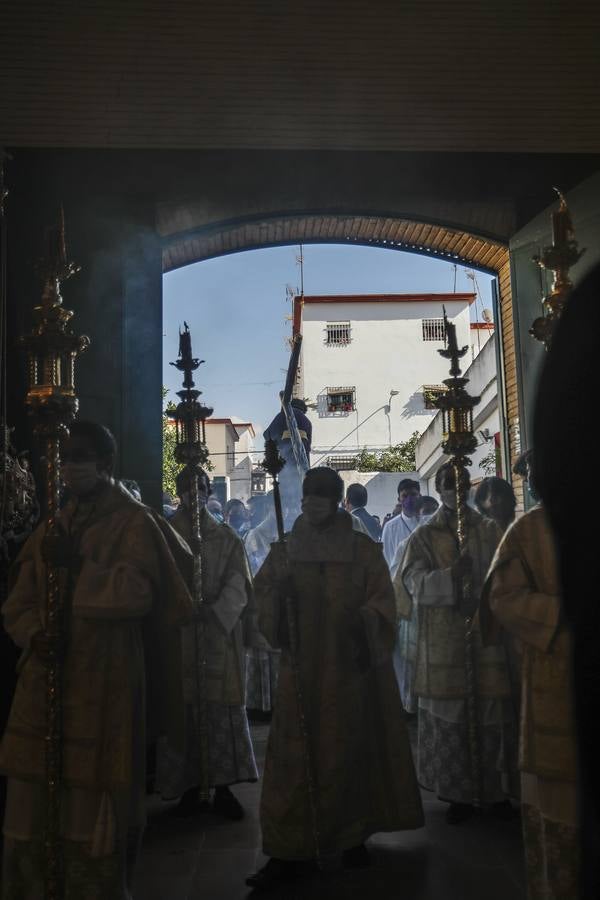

left=355, top=431, right=420, bottom=473
left=162, top=388, right=180, bottom=498
left=162, top=387, right=214, bottom=498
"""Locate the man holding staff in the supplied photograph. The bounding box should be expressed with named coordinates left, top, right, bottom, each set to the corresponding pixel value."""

left=398, top=463, right=518, bottom=823
left=247, top=464, right=423, bottom=890
left=0, top=421, right=193, bottom=899
left=156, top=467, right=258, bottom=820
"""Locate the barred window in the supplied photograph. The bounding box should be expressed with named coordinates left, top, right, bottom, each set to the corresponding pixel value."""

left=325, top=321, right=351, bottom=345
left=327, top=455, right=357, bottom=471
left=422, top=317, right=446, bottom=342
left=326, top=387, right=355, bottom=413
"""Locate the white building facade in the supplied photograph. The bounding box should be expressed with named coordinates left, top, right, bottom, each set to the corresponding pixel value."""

left=204, top=418, right=256, bottom=503
left=294, top=292, right=475, bottom=467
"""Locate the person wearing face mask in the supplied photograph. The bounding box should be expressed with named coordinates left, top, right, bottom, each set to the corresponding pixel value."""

left=246, top=467, right=423, bottom=890
left=0, top=421, right=194, bottom=900
left=474, top=477, right=517, bottom=534
left=480, top=451, right=579, bottom=900
left=397, top=462, right=518, bottom=825
left=206, top=496, right=224, bottom=523
left=224, top=498, right=249, bottom=537
left=155, top=468, right=258, bottom=821
left=391, top=495, right=439, bottom=714
left=381, top=478, right=421, bottom=569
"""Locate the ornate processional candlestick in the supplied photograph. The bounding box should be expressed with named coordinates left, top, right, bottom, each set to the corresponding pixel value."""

left=530, top=189, right=585, bottom=350
left=434, top=308, right=482, bottom=808
left=19, top=210, right=89, bottom=899
left=170, top=322, right=213, bottom=800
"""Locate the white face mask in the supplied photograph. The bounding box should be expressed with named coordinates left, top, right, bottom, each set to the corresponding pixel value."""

left=302, top=495, right=336, bottom=526
left=61, top=461, right=100, bottom=497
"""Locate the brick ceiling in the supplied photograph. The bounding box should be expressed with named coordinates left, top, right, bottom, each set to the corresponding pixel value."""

left=162, top=213, right=509, bottom=274
left=2, top=1, right=600, bottom=152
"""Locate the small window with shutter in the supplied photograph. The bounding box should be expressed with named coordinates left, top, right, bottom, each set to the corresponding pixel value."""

left=326, top=387, right=355, bottom=413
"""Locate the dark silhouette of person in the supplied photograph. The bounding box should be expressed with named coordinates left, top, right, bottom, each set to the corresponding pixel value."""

left=344, top=482, right=381, bottom=541
left=534, top=261, right=600, bottom=900
left=263, top=396, right=312, bottom=460
left=263, top=397, right=312, bottom=512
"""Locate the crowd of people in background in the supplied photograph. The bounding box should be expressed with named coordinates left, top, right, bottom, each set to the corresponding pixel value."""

left=123, top=458, right=577, bottom=897
left=0, top=423, right=578, bottom=899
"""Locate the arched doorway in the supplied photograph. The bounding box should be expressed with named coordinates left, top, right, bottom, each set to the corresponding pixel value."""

left=160, top=211, right=520, bottom=504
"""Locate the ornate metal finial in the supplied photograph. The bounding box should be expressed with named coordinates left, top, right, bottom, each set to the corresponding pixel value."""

left=21, top=210, right=89, bottom=435
left=170, top=321, right=204, bottom=389
left=530, top=188, right=585, bottom=349
left=170, top=323, right=213, bottom=469
left=261, top=434, right=286, bottom=480
left=437, top=305, right=469, bottom=377
left=38, top=207, right=82, bottom=314
left=434, top=310, right=480, bottom=466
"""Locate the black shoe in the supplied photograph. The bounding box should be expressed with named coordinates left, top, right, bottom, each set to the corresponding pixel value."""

left=213, top=785, right=244, bottom=820
left=445, top=802, right=475, bottom=824
left=342, top=844, right=372, bottom=869
left=245, top=858, right=314, bottom=891
left=170, top=789, right=212, bottom=818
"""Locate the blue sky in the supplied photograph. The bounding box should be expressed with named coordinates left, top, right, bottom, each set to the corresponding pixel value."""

left=162, top=243, right=494, bottom=435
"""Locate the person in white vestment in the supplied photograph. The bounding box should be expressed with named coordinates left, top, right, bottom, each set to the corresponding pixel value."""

left=398, top=463, right=519, bottom=824
left=391, top=496, right=439, bottom=713
left=381, top=478, right=421, bottom=568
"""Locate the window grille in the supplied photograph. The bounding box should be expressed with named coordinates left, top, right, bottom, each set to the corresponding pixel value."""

left=327, top=455, right=357, bottom=471
left=325, top=321, right=351, bottom=345
left=422, top=317, right=446, bottom=342
left=422, top=384, right=447, bottom=410
left=326, top=386, right=355, bottom=413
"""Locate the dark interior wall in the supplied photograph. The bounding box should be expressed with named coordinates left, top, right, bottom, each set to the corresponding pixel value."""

left=509, top=170, right=600, bottom=478
left=5, top=149, right=600, bottom=508
left=6, top=155, right=163, bottom=505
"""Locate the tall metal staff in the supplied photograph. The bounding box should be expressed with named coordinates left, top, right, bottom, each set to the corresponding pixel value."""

left=434, top=308, right=482, bottom=808
left=261, top=437, right=321, bottom=864
left=20, top=212, right=89, bottom=899
left=280, top=333, right=310, bottom=477
left=170, top=322, right=213, bottom=801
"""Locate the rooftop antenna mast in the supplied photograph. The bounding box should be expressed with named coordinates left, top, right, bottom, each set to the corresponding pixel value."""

left=296, top=244, right=304, bottom=297
left=465, top=269, right=482, bottom=356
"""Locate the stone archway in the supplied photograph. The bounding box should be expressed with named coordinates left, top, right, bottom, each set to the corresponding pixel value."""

left=159, top=211, right=520, bottom=502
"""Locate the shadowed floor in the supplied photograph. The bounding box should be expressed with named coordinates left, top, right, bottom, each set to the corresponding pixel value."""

left=136, top=724, right=526, bottom=899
